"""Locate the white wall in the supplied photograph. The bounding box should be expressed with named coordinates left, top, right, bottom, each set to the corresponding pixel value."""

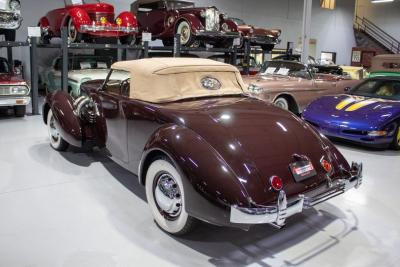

left=8, top=0, right=357, bottom=81
left=356, top=0, right=400, bottom=40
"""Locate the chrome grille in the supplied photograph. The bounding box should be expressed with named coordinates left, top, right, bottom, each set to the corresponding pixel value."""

left=0, top=12, right=14, bottom=24
left=205, top=8, right=220, bottom=31
left=0, top=86, right=11, bottom=96
left=88, top=13, right=115, bottom=23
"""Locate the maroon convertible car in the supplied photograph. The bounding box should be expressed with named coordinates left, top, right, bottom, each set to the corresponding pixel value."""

left=43, top=58, right=362, bottom=235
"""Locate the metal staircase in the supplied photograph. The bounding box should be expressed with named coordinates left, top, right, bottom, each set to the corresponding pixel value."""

left=354, top=16, right=400, bottom=54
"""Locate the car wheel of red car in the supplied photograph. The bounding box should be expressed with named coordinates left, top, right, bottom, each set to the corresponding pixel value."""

left=145, top=158, right=196, bottom=235
left=391, top=124, right=400, bottom=150
left=68, top=18, right=82, bottom=43
left=47, top=109, right=69, bottom=151
left=176, top=21, right=193, bottom=47
left=14, top=106, right=25, bottom=117
left=274, top=97, right=289, bottom=111
left=120, top=35, right=136, bottom=45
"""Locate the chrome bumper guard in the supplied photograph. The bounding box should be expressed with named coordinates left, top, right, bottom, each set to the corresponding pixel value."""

left=230, top=162, right=363, bottom=228
left=80, top=25, right=138, bottom=33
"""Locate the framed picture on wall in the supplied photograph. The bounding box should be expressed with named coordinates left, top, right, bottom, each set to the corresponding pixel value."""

left=320, top=51, right=337, bottom=64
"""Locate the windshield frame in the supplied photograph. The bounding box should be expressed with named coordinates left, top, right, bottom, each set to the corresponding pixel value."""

left=259, top=60, right=313, bottom=80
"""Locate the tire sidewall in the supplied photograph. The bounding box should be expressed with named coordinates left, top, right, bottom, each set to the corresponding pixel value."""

left=145, top=159, right=189, bottom=234
left=176, top=21, right=192, bottom=46
left=274, top=97, right=289, bottom=110
left=47, top=109, right=63, bottom=150
left=392, top=124, right=400, bottom=150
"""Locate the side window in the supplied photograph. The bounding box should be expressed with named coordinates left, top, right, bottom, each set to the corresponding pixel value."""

left=104, top=70, right=130, bottom=96
left=138, top=2, right=160, bottom=12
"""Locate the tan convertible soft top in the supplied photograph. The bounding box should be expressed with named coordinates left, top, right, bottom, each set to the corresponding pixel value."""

left=112, top=58, right=246, bottom=103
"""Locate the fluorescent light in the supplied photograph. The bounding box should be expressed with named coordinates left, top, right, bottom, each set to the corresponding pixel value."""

left=371, top=0, right=394, bottom=3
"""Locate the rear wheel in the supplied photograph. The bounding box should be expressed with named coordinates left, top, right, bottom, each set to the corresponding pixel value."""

left=14, top=106, right=25, bottom=117
left=145, top=158, right=196, bottom=235
left=391, top=124, right=400, bottom=150
left=261, top=44, right=275, bottom=52
left=274, top=97, right=289, bottom=111
left=47, top=109, right=69, bottom=151
left=68, top=18, right=82, bottom=43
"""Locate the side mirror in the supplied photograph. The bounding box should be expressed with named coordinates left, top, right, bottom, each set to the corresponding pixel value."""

left=344, top=87, right=351, bottom=93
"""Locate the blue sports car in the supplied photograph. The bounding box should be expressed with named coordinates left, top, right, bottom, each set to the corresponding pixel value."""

left=303, top=76, right=400, bottom=149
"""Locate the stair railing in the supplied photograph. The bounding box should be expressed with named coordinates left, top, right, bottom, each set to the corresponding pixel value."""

left=354, top=16, right=400, bottom=54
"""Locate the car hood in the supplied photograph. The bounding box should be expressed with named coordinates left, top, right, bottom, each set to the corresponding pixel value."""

left=66, top=3, right=114, bottom=13
left=303, top=94, right=400, bottom=130
left=159, top=97, right=348, bottom=204
left=68, top=69, right=110, bottom=83
left=0, top=73, right=27, bottom=85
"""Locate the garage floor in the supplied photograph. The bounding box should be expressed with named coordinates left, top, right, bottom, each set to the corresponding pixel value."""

left=0, top=114, right=399, bottom=267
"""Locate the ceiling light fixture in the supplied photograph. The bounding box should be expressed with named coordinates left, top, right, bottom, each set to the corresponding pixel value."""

left=371, top=0, right=394, bottom=3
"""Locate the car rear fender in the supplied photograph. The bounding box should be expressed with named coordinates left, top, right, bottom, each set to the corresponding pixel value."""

left=138, top=124, right=251, bottom=228
left=63, top=8, right=91, bottom=30
left=139, top=124, right=250, bottom=205
left=116, top=11, right=138, bottom=28
left=48, top=90, right=83, bottom=147
left=176, top=14, right=203, bottom=33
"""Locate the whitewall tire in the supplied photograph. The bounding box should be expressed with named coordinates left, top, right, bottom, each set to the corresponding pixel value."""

left=47, top=109, right=69, bottom=151
left=176, top=21, right=193, bottom=46
left=145, top=158, right=196, bottom=235
left=274, top=97, right=289, bottom=111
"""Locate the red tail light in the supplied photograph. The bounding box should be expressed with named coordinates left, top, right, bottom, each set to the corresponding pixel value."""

left=321, top=159, right=332, bottom=173
left=269, top=175, right=283, bottom=191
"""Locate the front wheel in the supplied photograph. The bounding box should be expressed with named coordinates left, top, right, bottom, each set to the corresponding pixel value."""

left=68, top=18, right=82, bottom=43
left=14, top=106, right=26, bottom=117
left=176, top=21, right=194, bottom=47
left=145, top=158, right=196, bottom=235
left=47, top=109, right=69, bottom=151
left=274, top=97, right=289, bottom=111
left=4, top=29, right=16, bottom=41
left=391, top=124, right=400, bottom=150
left=120, top=35, right=136, bottom=45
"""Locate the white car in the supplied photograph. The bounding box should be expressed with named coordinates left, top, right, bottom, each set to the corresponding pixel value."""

left=40, top=55, right=113, bottom=98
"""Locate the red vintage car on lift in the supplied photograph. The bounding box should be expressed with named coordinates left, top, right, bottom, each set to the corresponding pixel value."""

left=230, top=17, right=281, bottom=52
left=39, top=0, right=138, bottom=44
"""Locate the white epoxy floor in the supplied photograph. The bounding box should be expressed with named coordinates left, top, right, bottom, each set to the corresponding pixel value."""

left=0, top=114, right=399, bottom=267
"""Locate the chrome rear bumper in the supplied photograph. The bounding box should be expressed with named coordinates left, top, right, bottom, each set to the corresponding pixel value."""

left=230, top=162, right=363, bottom=228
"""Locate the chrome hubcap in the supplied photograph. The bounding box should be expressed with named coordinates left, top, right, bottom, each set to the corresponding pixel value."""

left=275, top=100, right=288, bottom=110
left=49, top=115, right=60, bottom=141
left=397, top=128, right=400, bottom=145
left=69, top=20, right=77, bottom=40
left=154, top=173, right=182, bottom=219
left=180, top=25, right=190, bottom=44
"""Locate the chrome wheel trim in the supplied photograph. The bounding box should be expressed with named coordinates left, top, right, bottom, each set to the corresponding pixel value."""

left=274, top=98, right=289, bottom=110
left=397, top=127, right=400, bottom=145
left=177, top=21, right=191, bottom=45
left=154, top=172, right=182, bottom=220
left=47, top=110, right=61, bottom=148
left=68, top=19, right=77, bottom=42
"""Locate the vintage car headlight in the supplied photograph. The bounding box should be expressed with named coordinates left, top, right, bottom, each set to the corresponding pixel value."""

left=221, top=23, right=230, bottom=32
left=10, top=86, right=28, bottom=95
left=248, top=84, right=263, bottom=93
left=9, top=0, right=21, bottom=10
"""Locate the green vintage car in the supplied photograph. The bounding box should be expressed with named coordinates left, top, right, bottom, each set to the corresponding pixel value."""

left=40, top=55, right=113, bottom=97
left=369, top=54, right=400, bottom=78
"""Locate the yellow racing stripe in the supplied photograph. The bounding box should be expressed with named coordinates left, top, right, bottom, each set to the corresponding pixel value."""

left=345, top=100, right=378, bottom=111
left=335, top=97, right=357, bottom=110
